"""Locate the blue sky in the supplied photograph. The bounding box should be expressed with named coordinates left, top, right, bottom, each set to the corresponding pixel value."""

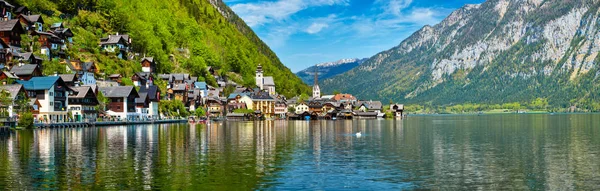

left=224, top=0, right=485, bottom=72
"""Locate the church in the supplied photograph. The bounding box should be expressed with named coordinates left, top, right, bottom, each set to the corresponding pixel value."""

left=255, top=64, right=276, bottom=95
left=312, top=67, right=320, bottom=99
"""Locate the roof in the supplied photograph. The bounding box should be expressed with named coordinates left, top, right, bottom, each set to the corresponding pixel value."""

left=134, top=72, right=152, bottom=80
left=135, top=92, right=148, bottom=104
left=171, top=83, right=187, bottom=91
left=390, top=104, right=404, bottom=110
left=141, top=57, right=154, bottom=63
left=100, top=34, right=128, bottom=45
left=228, top=92, right=251, bottom=99
left=251, top=91, right=275, bottom=101
left=139, top=85, right=159, bottom=101
left=50, top=22, right=63, bottom=29
left=262, top=76, right=275, bottom=86
left=0, top=84, right=24, bottom=99
left=0, top=19, right=22, bottom=32
left=69, top=86, right=93, bottom=98
left=15, top=6, right=27, bottom=13
left=0, top=1, right=14, bottom=8
left=21, top=14, right=43, bottom=23
left=16, top=76, right=62, bottom=90
left=59, top=74, right=76, bottom=82
left=194, top=82, right=207, bottom=90
left=109, top=74, right=122, bottom=78
left=81, top=62, right=95, bottom=71
left=333, top=94, right=357, bottom=101
left=2, top=71, right=17, bottom=79
left=10, top=64, right=38, bottom=76
left=99, top=86, right=138, bottom=98
left=361, top=101, right=383, bottom=110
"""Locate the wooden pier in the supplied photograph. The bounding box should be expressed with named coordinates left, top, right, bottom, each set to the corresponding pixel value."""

left=34, top=119, right=188, bottom=128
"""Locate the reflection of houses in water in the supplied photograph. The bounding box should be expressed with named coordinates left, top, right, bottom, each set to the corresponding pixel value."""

left=36, top=129, right=52, bottom=171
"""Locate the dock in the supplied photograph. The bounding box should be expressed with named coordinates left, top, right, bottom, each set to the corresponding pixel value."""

left=33, top=119, right=188, bottom=128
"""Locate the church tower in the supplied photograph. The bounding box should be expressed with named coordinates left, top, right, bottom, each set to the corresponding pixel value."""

left=312, top=66, right=320, bottom=99
left=256, top=64, right=263, bottom=89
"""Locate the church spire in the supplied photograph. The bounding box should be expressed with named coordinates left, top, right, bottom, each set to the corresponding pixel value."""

left=314, top=66, right=318, bottom=86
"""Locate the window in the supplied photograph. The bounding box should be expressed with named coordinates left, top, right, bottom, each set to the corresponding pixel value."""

left=49, top=92, right=53, bottom=96
left=50, top=102, right=53, bottom=106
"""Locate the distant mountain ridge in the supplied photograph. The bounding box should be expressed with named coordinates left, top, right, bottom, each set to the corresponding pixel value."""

left=322, top=0, right=600, bottom=107
left=296, top=58, right=367, bottom=85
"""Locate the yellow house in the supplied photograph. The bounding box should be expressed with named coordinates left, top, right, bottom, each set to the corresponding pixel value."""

left=251, top=91, right=275, bottom=118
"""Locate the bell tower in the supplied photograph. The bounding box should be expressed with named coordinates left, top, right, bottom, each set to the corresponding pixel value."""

left=256, top=64, right=263, bottom=89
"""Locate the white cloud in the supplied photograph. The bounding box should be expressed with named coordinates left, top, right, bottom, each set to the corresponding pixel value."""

left=231, top=0, right=348, bottom=27
left=306, top=23, right=329, bottom=34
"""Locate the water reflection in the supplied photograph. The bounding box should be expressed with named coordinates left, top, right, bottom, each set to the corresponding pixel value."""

left=0, top=115, right=599, bottom=190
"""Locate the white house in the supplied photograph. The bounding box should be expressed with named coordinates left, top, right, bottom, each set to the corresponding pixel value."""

left=17, top=76, right=71, bottom=122
left=99, top=86, right=140, bottom=121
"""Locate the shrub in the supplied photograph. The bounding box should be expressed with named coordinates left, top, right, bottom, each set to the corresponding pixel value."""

left=18, top=112, right=34, bottom=129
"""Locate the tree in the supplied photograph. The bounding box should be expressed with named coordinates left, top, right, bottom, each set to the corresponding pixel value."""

left=288, top=106, right=296, bottom=113
left=96, top=91, right=110, bottom=111
left=333, top=90, right=341, bottom=95
left=18, top=112, right=34, bottom=129
left=195, top=108, right=206, bottom=117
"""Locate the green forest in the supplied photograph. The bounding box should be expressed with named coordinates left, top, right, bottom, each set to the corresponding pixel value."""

left=13, top=0, right=310, bottom=97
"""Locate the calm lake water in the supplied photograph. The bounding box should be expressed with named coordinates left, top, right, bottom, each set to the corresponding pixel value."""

left=1, top=114, right=599, bottom=190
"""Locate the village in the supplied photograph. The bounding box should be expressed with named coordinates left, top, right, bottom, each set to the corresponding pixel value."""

left=0, top=1, right=404, bottom=128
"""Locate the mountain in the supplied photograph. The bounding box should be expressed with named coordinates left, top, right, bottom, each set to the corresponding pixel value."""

left=295, top=58, right=367, bottom=85
left=322, top=0, right=600, bottom=107
left=13, top=0, right=309, bottom=97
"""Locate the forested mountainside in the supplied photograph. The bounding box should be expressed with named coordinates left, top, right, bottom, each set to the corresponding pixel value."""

left=322, top=0, right=600, bottom=109
left=296, top=58, right=366, bottom=85
left=13, top=0, right=309, bottom=97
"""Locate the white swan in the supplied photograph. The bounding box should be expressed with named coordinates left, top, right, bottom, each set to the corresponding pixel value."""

left=356, top=132, right=362, bottom=137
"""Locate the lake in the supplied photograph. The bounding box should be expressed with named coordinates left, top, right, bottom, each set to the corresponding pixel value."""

left=0, top=114, right=599, bottom=190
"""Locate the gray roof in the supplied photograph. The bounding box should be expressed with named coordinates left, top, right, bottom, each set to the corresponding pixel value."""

left=262, top=76, right=275, bottom=86
left=135, top=92, right=148, bottom=104
left=0, top=84, right=23, bottom=99
left=171, top=83, right=187, bottom=91
left=10, top=64, right=38, bottom=76
left=2, top=71, right=17, bottom=79
left=362, top=101, right=383, bottom=110
left=139, top=85, right=159, bottom=101
left=22, top=14, right=43, bottom=23
left=251, top=91, right=275, bottom=101
left=0, top=1, right=14, bottom=8
left=141, top=57, right=153, bottom=62
left=69, top=86, right=93, bottom=98
left=109, top=74, right=122, bottom=78
left=0, top=19, right=21, bottom=32
left=99, top=86, right=138, bottom=98
left=59, top=74, right=77, bottom=82
left=100, top=34, right=128, bottom=45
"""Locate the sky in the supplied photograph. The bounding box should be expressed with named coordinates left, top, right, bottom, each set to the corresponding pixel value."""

left=224, top=0, right=486, bottom=72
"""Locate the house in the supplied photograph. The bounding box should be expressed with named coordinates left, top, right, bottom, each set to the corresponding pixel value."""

left=108, top=74, right=122, bottom=83
left=226, top=93, right=251, bottom=113
left=0, top=70, right=17, bottom=84
left=0, top=84, right=26, bottom=118
left=65, top=61, right=97, bottom=85
left=139, top=86, right=160, bottom=119
left=17, top=14, right=43, bottom=32
left=14, top=52, right=43, bottom=66
left=9, top=64, right=41, bottom=80
left=0, top=0, right=14, bottom=21
left=194, top=82, right=208, bottom=105
left=251, top=91, right=275, bottom=118
left=390, top=104, right=404, bottom=118
left=14, top=6, right=30, bottom=16
left=17, top=76, right=71, bottom=123
left=50, top=22, right=64, bottom=30
left=322, top=102, right=339, bottom=113
left=0, top=19, right=25, bottom=46
left=0, top=38, right=11, bottom=65
left=308, top=101, right=323, bottom=116
left=255, top=64, right=276, bottom=95
left=359, top=101, right=383, bottom=113
left=68, top=86, right=98, bottom=122
left=99, top=86, right=140, bottom=121
left=295, top=102, right=309, bottom=114
left=333, top=94, right=357, bottom=104
left=168, top=83, right=188, bottom=102
left=132, top=72, right=153, bottom=87
left=52, top=28, right=73, bottom=43
left=274, top=99, right=287, bottom=119
left=59, top=74, right=78, bottom=86
left=135, top=92, right=150, bottom=120
left=206, top=97, right=224, bottom=117
left=100, top=33, right=131, bottom=59
left=33, top=30, right=64, bottom=51
left=140, top=57, right=156, bottom=73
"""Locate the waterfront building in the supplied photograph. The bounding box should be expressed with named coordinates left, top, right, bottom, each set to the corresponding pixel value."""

left=251, top=91, right=275, bottom=118
left=390, top=104, right=404, bottom=118
left=0, top=84, right=26, bottom=118
left=358, top=101, right=383, bottom=113
left=295, top=102, right=309, bottom=114
left=17, top=76, right=71, bottom=122
left=99, top=86, right=140, bottom=120
left=139, top=86, right=160, bottom=119
left=68, top=86, right=98, bottom=122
